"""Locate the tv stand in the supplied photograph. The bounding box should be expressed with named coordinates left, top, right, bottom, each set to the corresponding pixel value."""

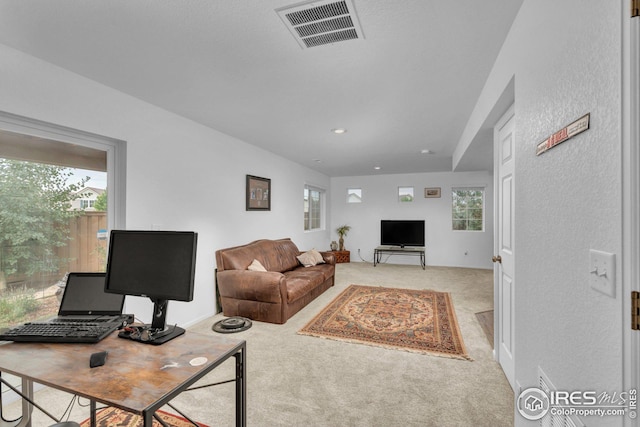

left=373, top=246, right=425, bottom=269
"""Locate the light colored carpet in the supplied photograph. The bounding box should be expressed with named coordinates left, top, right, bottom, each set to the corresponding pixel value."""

left=3, top=262, right=514, bottom=426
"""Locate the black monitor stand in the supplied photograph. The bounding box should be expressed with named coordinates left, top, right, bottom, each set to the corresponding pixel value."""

left=118, top=298, right=185, bottom=345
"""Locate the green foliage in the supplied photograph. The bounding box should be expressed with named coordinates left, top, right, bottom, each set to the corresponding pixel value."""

left=336, top=225, right=351, bottom=237
left=0, top=292, right=39, bottom=327
left=452, top=189, right=484, bottom=231
left=0, top=159, right=87, bottom=276
left=94, top=189, right=107, bottom=211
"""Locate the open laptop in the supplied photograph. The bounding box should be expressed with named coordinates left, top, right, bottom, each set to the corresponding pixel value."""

left=0, top=273, right=133, bottom=343
left=51, top=272, right=132, bottom=324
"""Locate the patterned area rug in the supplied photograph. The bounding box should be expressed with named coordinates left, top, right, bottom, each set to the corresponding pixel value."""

left=80, top=407, right=208, bottom=427
left=299, top=285, right=471, bottom=360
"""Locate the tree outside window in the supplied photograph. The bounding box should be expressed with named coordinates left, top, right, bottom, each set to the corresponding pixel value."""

left=0, top=158, right=106, bottom=328
left=452, top=188, right=484, bottom=231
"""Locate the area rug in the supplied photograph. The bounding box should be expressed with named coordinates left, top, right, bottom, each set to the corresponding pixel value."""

left=80, top=407, right=208, bottom=427
left=299, top=285, right=471, bottom=360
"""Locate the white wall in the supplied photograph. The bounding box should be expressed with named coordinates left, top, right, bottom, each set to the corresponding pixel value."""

left=0, top=43, right=331, bottom=328
left=459, top=1, right=623, bottom=425
left=330, top=171, right=493, bottom=269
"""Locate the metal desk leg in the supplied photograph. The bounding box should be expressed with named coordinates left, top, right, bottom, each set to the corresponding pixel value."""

left=234, top=345, right=246, bottom=427
left=17, top=378, right=32, bottom=427
left=421, top=251, right=425, bottom=270
left=0, top=375, right=33, bottom=427
left=142, top=410, right=153, bottom=427
left=90, top=400, right=96, bottom=427
left=18, top=378, right=33, bottom=427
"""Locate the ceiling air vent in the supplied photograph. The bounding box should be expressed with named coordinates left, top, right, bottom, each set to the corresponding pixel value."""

left=276, top=0, right=364, bottom=49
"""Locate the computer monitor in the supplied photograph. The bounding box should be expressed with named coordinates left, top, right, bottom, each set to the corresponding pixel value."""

left=104, top=230, right=197, bottom=344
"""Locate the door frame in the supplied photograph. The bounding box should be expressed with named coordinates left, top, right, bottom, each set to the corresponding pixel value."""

left=623, top=3, right=639, bottom=426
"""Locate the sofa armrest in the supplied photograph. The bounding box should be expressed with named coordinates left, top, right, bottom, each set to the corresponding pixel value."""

left=319, top=251, right=336, bottom=265
left=217, top=270, right=287, bottom=304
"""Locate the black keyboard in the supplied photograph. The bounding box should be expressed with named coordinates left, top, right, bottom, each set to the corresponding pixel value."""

left=0, top=321, right=120, bottom=343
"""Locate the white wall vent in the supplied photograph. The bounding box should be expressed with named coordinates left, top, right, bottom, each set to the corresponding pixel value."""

left=276, top=0, right=364, bottom=48
left=538, top=367, right=585, bottom=427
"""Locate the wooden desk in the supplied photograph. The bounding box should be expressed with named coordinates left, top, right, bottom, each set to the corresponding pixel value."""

left=0, top=331, right=246, bottom=427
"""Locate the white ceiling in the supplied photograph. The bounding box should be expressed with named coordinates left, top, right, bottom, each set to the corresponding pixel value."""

left=0, top=0, right=522, bottom=177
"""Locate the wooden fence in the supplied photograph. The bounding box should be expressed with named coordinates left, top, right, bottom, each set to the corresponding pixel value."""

left=57, top=211, right=108, bottom=273
left=1, top=211, right=107, bottom=290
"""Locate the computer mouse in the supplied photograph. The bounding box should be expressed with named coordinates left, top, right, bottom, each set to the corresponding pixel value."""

left=89, top=350, right=108, bottom=368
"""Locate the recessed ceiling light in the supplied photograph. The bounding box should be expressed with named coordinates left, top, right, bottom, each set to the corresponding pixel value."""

left=313, top=159, right=322, bottom=163
left=374, top=166, right=381, bottom=170
left=331, top=128, right=347, bottom=134
left=421, top=149, right=433, bottom=154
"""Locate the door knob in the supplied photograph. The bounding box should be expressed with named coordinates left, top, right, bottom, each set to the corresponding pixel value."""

left=492, top=255, right=502, bottom=263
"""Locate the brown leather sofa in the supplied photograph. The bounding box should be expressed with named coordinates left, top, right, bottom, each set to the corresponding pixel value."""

left=215, top=238, right=335, bottom=324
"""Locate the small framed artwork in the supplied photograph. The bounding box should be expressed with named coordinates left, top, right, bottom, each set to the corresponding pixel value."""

left=424, top=187, right=441, bottom=198
left=246, top=175, right=271, bottom=211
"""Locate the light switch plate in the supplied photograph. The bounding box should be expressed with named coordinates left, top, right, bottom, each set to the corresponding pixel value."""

left=589, top=249, right=615, bottom=298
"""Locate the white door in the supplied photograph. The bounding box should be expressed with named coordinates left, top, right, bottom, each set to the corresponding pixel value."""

left=494, top=105, right=516, bottom=390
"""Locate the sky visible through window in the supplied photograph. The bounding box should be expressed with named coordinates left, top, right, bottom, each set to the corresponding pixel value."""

left=67, top=168, right=107, bottom=189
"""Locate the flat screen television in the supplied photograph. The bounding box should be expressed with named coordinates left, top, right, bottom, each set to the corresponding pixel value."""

left=105, top=230, right=197, bottom=344
left=380, top=220, right=425, bottom=248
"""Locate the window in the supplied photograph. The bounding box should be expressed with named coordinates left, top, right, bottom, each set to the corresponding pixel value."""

left=398, top=187, right=414, bottom=202
left=0, top=113, right=125, bottom=329
left=347, top=188, right=362, bottom=203
left=304, top=185, right=324, bottom=231
left=80, top=199, right=95, bottom=210
left=452, top=188, right=484, bottom=231
left=0, top=157, right=108, bottom=328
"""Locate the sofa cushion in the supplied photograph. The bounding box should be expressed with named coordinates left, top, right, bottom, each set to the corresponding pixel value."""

left=284, top=268, right=327, bottom=303
left=218, top=238, right=301, bottom=272
left=306, top=263, right=335, bottom=282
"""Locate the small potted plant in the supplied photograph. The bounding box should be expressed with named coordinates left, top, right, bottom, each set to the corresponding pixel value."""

left=336, top=225, right=351, bottom=251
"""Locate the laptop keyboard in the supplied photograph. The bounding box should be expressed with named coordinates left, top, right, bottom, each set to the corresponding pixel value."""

left=52, top=318, right=113, bottom=323
left=0, top=321, right=120, bottom=343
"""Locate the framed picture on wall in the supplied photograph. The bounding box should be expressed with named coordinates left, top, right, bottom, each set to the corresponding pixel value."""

left=246, top=175, right=271, bottom=211
left=424, top=187, right=441, bottom=198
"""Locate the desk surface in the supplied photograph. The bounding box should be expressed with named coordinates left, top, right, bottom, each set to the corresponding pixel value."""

left=0, top=330, right=244, bottom=414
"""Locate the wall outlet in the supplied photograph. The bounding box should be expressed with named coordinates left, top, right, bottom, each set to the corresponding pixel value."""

left=589, top=249, right=615, bottom=298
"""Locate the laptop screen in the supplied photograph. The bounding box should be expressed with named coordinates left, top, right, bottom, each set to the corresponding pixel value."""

left=58, top=272, right=125, bottom=316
